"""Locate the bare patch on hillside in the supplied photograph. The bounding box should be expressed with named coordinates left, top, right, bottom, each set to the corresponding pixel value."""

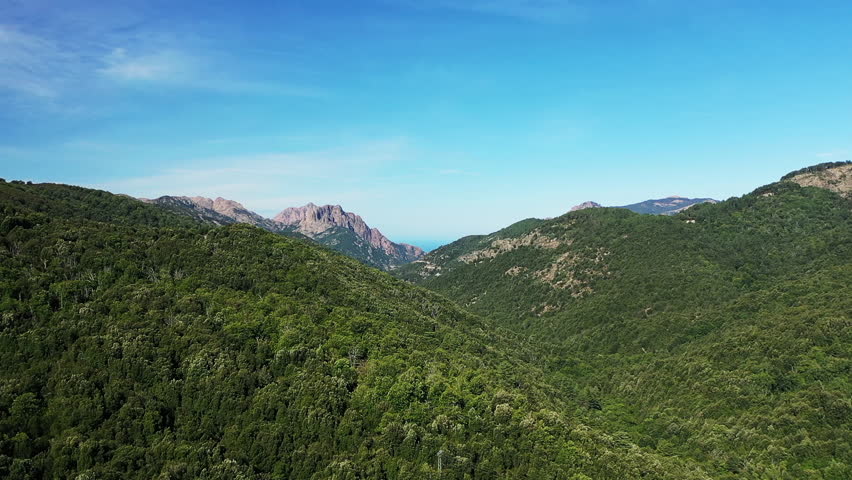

left=410, top=259, right=442, bottom=278
left=459, top=230, right=566, bottom=264
left=789, top=164, right=852, bottom=196
left=505, top=266, right=527, bottom=276
left=531, top=303, right=560, bottom=316
left=533, top=247, right=610, bottom=296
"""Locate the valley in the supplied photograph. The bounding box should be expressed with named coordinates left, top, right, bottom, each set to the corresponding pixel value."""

left=0, top=162, right=849, bottom=478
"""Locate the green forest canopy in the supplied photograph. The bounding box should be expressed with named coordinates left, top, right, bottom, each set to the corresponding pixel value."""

left=1, top=166, right=850, bottom=479
left=0, top=180, right=707, bottom=479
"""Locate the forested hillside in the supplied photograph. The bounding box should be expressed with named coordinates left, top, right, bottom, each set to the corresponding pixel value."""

left=398, top=165, right=852, bottom=478
left=0, top=180, right=708, bottom=479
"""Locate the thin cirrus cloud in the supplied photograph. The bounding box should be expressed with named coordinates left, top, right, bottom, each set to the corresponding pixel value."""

left=0, top=25, right=82, bottom=98
left=97, top=47, right=325, bottom=97
left=0, top=24, right=181, bottom=100
left=0, top=15, right=323, bottom=107
left=99, top=48, right=189, bottom=81
left=92, top=138, right=414, bottom=207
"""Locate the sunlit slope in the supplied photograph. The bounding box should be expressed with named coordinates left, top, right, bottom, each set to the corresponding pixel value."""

left=396, top=165, right=852, bottom=478
left=398, top=172, right=850, bottom=352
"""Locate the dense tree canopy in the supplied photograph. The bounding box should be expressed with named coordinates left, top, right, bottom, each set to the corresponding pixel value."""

left=398, top=174, right=852, bottom=479
left=0, top=180, right=708, bottom=479
left=2, top=168, right=850, bottom=478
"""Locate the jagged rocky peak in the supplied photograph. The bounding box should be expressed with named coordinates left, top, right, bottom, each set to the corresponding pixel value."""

left=190, top=196, right=259, bottom=220
left=274, top=203, right=367, bottom=236
left=142, top=195, right=266, bottom=225
left=140, top=195, right=423, bottom=269
left=187, top=196, right=243, bottom=212
left=273, top=203, right=424, bottom=259
left=570, top=201, right=603, bottom=212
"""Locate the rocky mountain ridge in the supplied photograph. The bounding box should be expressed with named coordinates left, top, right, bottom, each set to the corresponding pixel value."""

left=617, top=196, right=719, bottom=215
left=273, top=203, right=423, bottom=260
left=569, top=197, right=717, bottom=216
left=140, top=195, right=281, bottom=231
left=140, top=196, right=423, bottom=269
left=569, top=201, right=603, bottom=212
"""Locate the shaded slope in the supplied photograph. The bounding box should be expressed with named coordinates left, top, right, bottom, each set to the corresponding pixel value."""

left=0, top=181, right=198, bottom=229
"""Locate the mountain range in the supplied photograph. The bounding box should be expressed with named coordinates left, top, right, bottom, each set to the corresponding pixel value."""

left=616, top=196, right=718, bottom=215
left=140, top=193, right=717, bottom=271
left=141, top=196, right=423, bottom=270
left=393, top=161, right=852, bottom=477
left=570, top=196, right=719, bottom=215
left=1, top=161, right=849, bottom=479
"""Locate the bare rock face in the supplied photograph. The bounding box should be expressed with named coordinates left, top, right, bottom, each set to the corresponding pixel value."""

left=273, top=203, right=424, bottom=260
left=786, top=163, right=852, bottom=196
left=570, top=201, right=603, bottom=212
left=274, top=203, right=363, bottom=236
left=187, top=196, right=266, bottom=225
left=141, top=196, right=424, bottom=269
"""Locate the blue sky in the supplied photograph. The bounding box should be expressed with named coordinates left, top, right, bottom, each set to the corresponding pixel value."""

left=1, top=0, right=850, bottom=249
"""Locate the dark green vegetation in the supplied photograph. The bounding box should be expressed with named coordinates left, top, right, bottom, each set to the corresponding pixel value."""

left=0, top=180, right=710, bottom=479
left=398, top=167, right=852, bottom=479
left=2, top=164, right=850, bottom=479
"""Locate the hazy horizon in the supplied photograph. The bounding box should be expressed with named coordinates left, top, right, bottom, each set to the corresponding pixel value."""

left=2, top=1, right=850, bottom=245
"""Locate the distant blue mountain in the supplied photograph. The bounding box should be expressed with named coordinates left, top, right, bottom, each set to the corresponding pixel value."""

left=617, top=196, right=718, bottom=215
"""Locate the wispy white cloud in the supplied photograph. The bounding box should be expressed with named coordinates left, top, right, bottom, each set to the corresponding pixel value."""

left=0, top=25, right=81, bottom=98
left=100, top=48, right=190, bottom=81
left=92, top=138, right=413, bottom=213
left=0, top=2, right=324, bottom=108
left=96, top=47, right=325, bottom=96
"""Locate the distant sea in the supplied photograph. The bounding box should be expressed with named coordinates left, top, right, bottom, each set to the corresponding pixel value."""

left=401, top=239, right=449, bottom=253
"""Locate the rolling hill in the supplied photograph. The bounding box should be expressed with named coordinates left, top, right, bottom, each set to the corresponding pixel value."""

left=0, top=179, right=707, bottom=479
left=396, top=162, right=852, bottom=478
left=1, top=162, right=849, bottom=478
